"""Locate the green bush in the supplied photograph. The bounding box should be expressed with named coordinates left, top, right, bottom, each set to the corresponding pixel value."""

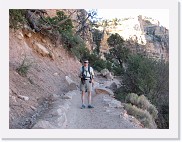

left=16, top=58, right=32, bottom=77
left=92, top=29, right=102, bottom=54
left=148, top=104, right=158, bottom=119
left=137, top=95, right=151, bottom=110
left=125, top=93, right=138, bottom=105
left=9, top=9, right=27, bottom=29
left=70, top=41, right=89, bottom=61
left=106, top=33, right=130, bottom=75
left=125, top=93, right=158, bottom=120
left=114, top=87, right=128, bottom=101
left=61, top=32, right=84, bottom=49
left=39, top=10, right=77, bottom=49
left=120, top=54, right=168, bottom=128
left=45, top=11, right=73, bottom=33
left=124, top=103, right=157, bottom=128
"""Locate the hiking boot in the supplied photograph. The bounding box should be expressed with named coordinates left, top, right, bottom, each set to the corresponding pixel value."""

left=81, top=104, right=86, bottom=109
left=88, top=105, right=94, bottom=108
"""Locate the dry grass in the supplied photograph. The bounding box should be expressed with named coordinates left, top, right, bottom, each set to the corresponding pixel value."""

left=125, top=93, right=138, bottom=105
left=124, top=103, right=157, bottom=128
left=125, top=93, right=158, bottom=121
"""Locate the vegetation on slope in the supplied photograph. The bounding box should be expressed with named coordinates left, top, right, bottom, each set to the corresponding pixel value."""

left=9, top=9, right=169, bottom=129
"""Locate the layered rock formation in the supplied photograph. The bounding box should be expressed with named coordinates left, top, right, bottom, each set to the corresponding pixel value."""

left=99, top=15, right=169, bottom=61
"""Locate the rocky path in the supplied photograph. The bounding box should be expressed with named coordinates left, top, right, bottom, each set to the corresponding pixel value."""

left=65, top=91, right=142, bottom=129
left=32, top=80, right=143, bottom=129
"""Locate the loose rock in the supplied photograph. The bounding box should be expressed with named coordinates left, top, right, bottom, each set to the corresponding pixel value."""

left=17, top=95, right=29, bottom=101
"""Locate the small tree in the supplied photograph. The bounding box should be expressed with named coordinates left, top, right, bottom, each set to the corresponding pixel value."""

left=106, top=33, right=130, bottom=73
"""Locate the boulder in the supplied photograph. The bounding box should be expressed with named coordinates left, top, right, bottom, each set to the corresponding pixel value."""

left=105, top=72, right=114, bottom=80
left=42, top=39, right=47, bottom=43
left=92, top=81, right=100, bottom=89
left=59, top=104, right=69, bottom=112
left=105, top=82, right=117, bottom=91
left=17, top=32, right=24, bottom=40
left=62, top=91, right=77, bottom=99
left=100, top=68, right=110, bottom=76
left=50, top=108, right=64, bottom=116
left=10, top=95, right=17, bottom=102
left=65, top=76, right=77, bottom=91
left=30, top=106, right=36, bottom=111
left=52, top=93, right=59, bottom=98
left=25, top=33, right=32, bottom=38
left=100, top=69, right=114, bottom=80
left=62, top=95, right=72, bottom=99
left=32, top=120, right=55, bottom=129
left=56, top=112, right=67, bottom=128
left=95, top=87, right=114, bottom=96
left=33, top=42, right=50, bottom=57
left=17, top=95, right=29, bottom=101
left=104, top=78, right=121, bottom=89
left=49, top=52, right=55, bottom=60
left=17, top=35, right=23, bottom=40
left=53, top=73, right=58, bottom=76
left=108, top=99, right=123, bottom=108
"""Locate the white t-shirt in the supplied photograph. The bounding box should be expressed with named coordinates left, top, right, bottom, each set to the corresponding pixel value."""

left=79, top=66, right=94, bottom=79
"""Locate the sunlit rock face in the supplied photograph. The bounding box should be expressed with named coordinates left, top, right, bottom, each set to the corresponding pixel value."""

left=99, top=15, right=169, bottom=61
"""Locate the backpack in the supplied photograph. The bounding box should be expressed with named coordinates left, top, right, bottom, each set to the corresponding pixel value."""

left=81, top=66, right=92, bottom=80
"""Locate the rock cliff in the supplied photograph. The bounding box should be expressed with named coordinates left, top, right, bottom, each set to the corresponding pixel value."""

left=99, top=15, right=169, bottom=61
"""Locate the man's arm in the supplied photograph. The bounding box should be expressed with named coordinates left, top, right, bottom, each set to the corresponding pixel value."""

left=90, top=67, right=94, bottom=83
left=78, top=67, right=82, bottom=78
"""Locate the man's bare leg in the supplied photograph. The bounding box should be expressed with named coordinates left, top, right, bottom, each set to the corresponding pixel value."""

left=88, top=91, right=91, bottom=105
left=81, top=91, right=85, bottom=105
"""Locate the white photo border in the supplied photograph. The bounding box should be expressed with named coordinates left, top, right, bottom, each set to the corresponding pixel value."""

left=0, top=0, right=179, bottom=139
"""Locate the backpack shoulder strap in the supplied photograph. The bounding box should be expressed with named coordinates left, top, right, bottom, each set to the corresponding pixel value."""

left=88, top=66, right=93, bottom=80
left=82, top=66, right=84, bottom=75
left=88, top=66, right=91, bottom=74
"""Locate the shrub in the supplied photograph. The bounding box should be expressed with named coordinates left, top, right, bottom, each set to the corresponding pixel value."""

left=115, top=53, right=168, bottom=128
left=125, top=94, right=158, bottom=120
left=92, top=29, right=102, bottom=54
left=114, top=86, right=128, bottom=101
left=147, top=104, right=158, bottom=119
left=70, top=41, right=89, bottom=61
left=125, top=93, right=138, bottom=105
left=40, top=10, right=75, bottom=48
left=124, top=103, right=157, bottom=128
left=137, top=95, right=151, bottom=110
left=9, top=9, right=27, bottom=29
left=62, top=32, right=84, bottom=49
left=106, top=33, right=130, bottom=75
left=45, top=11, right=73, bottom=33
left=16, top=57, right=32, bottom=77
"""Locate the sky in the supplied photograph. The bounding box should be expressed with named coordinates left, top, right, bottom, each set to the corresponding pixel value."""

left=87, top=9, right=169, bottom=29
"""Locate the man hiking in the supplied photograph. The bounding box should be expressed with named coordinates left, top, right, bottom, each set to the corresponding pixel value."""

left=79, top=59, right=94, bottom=109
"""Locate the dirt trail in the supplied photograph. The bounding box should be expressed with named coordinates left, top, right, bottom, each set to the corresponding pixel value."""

left=9, top=29, right=143, bottom=129
left=65, top=91, right=142, bottom=129
left=32, top=87, right=143, bottom=129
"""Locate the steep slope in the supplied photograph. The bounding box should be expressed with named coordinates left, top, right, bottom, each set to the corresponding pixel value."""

left=9, top=28, right=81, bottom=128
left=9, top=28, right=144, bottom=129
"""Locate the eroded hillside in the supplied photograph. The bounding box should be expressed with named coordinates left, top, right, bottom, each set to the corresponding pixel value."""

left=9, top=27, right=81, bottom=128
